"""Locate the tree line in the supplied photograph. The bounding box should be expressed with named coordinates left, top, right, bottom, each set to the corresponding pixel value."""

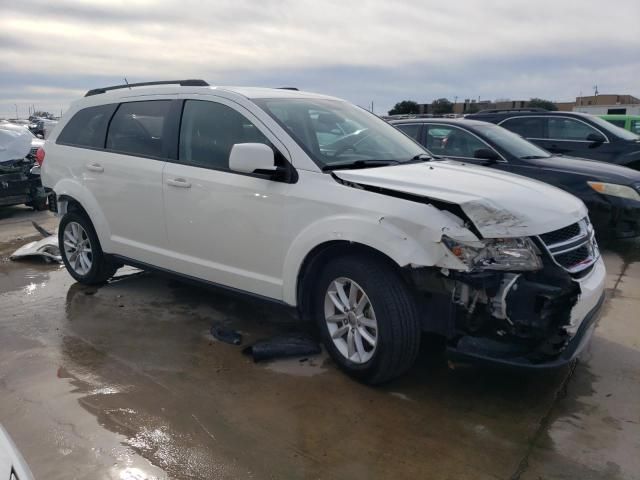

left=388, top=98, right=558, bottom=115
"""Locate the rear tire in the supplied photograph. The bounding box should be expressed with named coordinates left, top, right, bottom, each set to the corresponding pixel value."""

left=59, top=211, right=118, bottom=285
left=312, top=254, right=421, bottom=384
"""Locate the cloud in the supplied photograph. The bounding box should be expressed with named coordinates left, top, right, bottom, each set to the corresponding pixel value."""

left=1, top=0, right=639, bottom=116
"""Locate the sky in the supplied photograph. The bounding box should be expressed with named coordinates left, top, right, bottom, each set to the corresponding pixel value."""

left=1, top=0, right=639, bottom=117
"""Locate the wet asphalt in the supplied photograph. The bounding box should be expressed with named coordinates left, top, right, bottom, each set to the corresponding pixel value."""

left=0, top=206, right=639, bottom=480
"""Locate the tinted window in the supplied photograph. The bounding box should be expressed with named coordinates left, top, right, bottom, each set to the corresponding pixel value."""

left=548, top=118, right=599, bottom=141
left=57, top=104, right=117, bottom=148
left=631, top=120, right=640, bottom=135
left=395, top=124, right=421, bottom=141
left=179, top=100, right=270, bottom=170
left=106, top=101, right=171, bottom=158
left=425, top=125, right=487, bottom=158
left=500, top=117, right=545, bottom=138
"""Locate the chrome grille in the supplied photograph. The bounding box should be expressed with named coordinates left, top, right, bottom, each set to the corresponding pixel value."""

left=538, top=218, right=599, bottom=274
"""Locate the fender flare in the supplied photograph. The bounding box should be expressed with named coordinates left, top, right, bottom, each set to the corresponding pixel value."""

left=281, top=214, right=455, bottom=305
left=53, top=178, right=113, bottom=251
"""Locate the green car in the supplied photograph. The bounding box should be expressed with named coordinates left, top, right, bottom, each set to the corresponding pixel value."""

left=600, top=114, right=640, bottom=135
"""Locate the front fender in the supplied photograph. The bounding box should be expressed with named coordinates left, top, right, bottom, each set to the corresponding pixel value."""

left=281, top=212, right=468, bottom=305
left=53, top=178, right=113, bottom=251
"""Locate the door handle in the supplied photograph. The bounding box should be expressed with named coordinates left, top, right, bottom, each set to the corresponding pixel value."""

left=166, top=178, right=192, bottom=188
left=86, top=163, right=104, bottom=173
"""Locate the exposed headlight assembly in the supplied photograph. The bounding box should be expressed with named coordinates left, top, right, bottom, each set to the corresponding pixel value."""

left=442, top=236, right=542, bottom=271
left=587, top=181, right=640, bottom=201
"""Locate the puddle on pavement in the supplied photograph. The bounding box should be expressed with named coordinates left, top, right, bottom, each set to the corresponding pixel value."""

left=2, top=252, right=637, bottom=479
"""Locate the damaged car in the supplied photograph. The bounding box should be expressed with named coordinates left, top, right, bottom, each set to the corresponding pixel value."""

left=41, top=80, right=605, bottom=383
left=0, top=123, right=47, bottom=210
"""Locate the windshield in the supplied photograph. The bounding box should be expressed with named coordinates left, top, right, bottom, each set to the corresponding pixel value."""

left=586, top=115, right=640, bottom=141
left=474, top=124, right=552, bottom=158
left=255, top=98, right=428, bottom=168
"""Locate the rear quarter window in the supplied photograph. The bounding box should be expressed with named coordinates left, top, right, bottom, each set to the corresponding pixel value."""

left=56, top=104, right=117, bottom=148
left=106, top=101, right=172, bottom=158
left=500, top=117, right=545, bottom=139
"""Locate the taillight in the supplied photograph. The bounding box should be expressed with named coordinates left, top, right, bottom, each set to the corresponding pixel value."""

left=36, top=147, right=45, bottom=166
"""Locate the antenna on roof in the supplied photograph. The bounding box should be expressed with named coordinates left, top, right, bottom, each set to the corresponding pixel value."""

left=124, top=78, right=132, bottom=90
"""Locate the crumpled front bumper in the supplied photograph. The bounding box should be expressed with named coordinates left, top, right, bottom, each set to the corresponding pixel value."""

left=447, top=256, right=606, bottom=369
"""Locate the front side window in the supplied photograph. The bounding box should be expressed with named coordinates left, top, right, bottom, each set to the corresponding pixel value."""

left=500, top=117, right=545, bottom=139
left=255, top=98, right=426, bottom=169
left=425, top=125, right=487, bottom=158
left=106, top=100, right=171, bottom=158
left=395, top=123, right=422, bottom=141
left=179, top=100, right=270, bottom=170
left=547, top=118, right=599, bottom=141
left=57, top=104, right=117, bottom=148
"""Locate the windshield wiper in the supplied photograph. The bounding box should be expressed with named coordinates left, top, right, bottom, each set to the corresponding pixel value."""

left=520, top=155, right=550, bottom=159
left=409, top=153, right=433, bottom=162
left=322, top=160, right=400, bottom=171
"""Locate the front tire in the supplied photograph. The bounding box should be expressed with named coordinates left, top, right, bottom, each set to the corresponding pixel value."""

left=313, top=254, right=421, bottom=384
left=59, top=211, right=118, bottom=284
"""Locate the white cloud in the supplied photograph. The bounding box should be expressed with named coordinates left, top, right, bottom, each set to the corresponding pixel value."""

left=0, top=0, right=639, bottom=116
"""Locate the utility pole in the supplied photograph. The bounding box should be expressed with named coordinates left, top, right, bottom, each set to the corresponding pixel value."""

left=593, top=85, right=599, bottom=96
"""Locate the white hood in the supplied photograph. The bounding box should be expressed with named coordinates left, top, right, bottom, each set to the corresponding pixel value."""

left=335, top=161, right=587, bottom=238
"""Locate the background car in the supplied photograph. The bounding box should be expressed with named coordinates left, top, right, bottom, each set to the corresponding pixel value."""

left=391, top=118, right=640, bottom=240
left=600, top=114, right=640, bottom=135
left=466, top=109, right=640, bottom=170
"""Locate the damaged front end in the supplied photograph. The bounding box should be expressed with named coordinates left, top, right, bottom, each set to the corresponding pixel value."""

left=411, top=217, right=605, bottom=368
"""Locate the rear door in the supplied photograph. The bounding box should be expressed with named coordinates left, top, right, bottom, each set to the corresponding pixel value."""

left=87, top=97, right=177, bottom=264
left=161, top=96, right=293, bottom=299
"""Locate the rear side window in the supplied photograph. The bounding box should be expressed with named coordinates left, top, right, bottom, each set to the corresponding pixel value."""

left=57, top=104, right=117, bottom=148
left=106, top=101, right=172, bottom=158
left=500, top=117, right=545, bottom=139
left=631, top=120, right=640, bottom=135
left=179, top=100, right=270, bottom=170
left=547, top=118, right=599, bottom=141
left=395, top=124, right=422, bottom=142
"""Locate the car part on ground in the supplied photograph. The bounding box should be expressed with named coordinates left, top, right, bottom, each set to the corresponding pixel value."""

left=10, top=221, right=61, bottom=263
left=42, top=81, right=606, bottom=383
left=243, top=334, right=321, bottom=362
left=210, top=325, right=243, bottom=345
left=390, top=117, right=640, bottom=241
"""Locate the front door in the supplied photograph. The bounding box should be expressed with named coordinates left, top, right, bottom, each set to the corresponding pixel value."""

left=162, top=97, right=293, bottom=300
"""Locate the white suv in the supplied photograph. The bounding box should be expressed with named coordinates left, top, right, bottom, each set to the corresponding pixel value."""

left=41, top=80, right=605, bottom=383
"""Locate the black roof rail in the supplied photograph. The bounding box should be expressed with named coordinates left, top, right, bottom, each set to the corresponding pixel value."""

left=475, top=107, right=548, bottom=114
left=85, top=79, right=209, bottom=97
left=277, top=87, right=299, bottom=91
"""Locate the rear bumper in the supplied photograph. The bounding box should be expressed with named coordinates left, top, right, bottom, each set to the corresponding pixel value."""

left=447, top=257, right=606, bottom=369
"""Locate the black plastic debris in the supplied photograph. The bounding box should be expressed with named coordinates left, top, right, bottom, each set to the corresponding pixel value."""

left=210, top=325, right=243, bottom=345
left=243, top=333, right=321, bottom=362
left=31, top=220, right=53, bottom=237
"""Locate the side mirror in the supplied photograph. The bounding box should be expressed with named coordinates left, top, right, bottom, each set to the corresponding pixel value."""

left=473, top=148, right=500, bottom=161
left=586, top=132, right=605, bottom=144
left=229, top=143, right=276, bottom=175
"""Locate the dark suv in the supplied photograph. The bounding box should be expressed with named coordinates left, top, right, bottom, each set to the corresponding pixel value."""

left=466, top=109, right=640, bottom=170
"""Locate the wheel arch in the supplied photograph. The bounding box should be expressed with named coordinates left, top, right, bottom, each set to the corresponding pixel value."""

left=294, top=240, right=414, bottom=321
left=53, top=179, right=112, bottom=251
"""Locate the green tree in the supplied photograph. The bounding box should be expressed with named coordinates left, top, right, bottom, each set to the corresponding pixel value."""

left=528, top=98, right=557, bottom=111
left=431, top=98, right=453, bottom=115
left=388, top=100, right=419, bottom=115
